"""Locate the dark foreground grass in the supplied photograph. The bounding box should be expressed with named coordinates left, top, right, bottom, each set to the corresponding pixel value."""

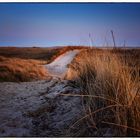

left=66, top=47, right=140, bottom=136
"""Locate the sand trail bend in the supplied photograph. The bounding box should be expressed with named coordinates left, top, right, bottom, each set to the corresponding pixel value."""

left=45, top=50, right=79, bottom=77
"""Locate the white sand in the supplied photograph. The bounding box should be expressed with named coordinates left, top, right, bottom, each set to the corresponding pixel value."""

left=45, top=50, right=79, bottom=78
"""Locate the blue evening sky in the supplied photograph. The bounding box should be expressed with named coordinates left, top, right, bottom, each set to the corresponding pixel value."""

left=0, top=3, right=140, bottom=47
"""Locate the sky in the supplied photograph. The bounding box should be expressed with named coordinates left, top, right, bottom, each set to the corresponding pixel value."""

left=0, top=3, right=140, bottom=47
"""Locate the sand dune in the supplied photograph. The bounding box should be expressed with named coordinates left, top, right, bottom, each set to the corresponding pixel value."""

left=0, top=49, right=82, bottom=137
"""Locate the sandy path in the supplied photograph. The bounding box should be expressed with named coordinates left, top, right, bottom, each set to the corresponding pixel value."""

left=0, top=49, right=114, bottom=137
left=0, top=49, right=82, bottom=137
left=0, top=78, right=54, bottom=136
left=0, top=77, right=83, bottom=137
left=45, top=50, right=79, bottom=78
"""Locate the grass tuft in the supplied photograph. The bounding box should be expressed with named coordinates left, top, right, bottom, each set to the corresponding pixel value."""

left=66, top=48, right=140, bottom=136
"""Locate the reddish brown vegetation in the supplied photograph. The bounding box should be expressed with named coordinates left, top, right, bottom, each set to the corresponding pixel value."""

left=0, top=46, right=87, bottom=63
left=0, top=46, right=86, bottom=82
left=0, top=56, right=48, bottom=82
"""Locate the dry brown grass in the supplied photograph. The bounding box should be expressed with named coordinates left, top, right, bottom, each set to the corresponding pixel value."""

left=0, top=46, right=86, bottom=82
left=0, top=56, right=48, bottom=82
left=66, top=48, right=140, bottom=136
left=0, top=46, right=86, bottom=63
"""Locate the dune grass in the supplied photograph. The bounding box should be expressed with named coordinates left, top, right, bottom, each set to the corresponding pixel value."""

left=0, top=56, right=48, bottom=82
left=0, top=46, right=86, bottom=63
left=0, top=46, right=86, bottom=82
left=66, top=48, right=140, bottom=136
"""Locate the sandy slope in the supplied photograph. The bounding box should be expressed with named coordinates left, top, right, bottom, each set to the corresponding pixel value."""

left=45, top=50, right=79, bottom=78
left=0, top=77, right=83, bottom=137
left=0, top=49, right=83, bottom=137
